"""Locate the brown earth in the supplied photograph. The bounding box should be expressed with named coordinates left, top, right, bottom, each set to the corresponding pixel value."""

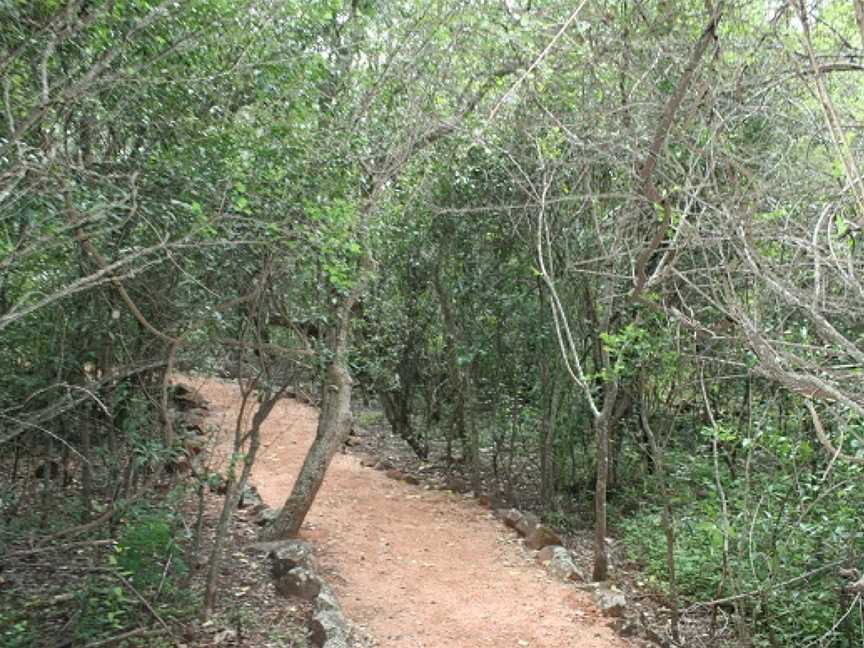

left=197, top=376, right=625, bottom=648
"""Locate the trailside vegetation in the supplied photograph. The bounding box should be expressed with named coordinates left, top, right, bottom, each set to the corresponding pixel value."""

left=2, top=1, right=863, bottom=646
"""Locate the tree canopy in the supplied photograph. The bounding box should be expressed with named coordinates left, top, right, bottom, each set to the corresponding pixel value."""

left=3, top=1, right=864, bottom=645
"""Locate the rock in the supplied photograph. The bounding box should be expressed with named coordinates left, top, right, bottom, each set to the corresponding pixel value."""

left=349, top=424, right=368, bottom=437
left=359, top=456, right=378, bottom=468
left=500, top=509, right=524, bottom=529
left=179, top=410, right=208, bottom=433
left=182, top=434, right=207, bottom=456
left=238, top=484, right=263, bottom=509
left=248, top=502, right=268, bottom=517
left=309, top=608, right=352, bottom=648
left=212, top=628, right=237, bottom=645
left=171, top=383, right=209, bottom=410
left=445, top=476, right=470, bottom=493
left=593, top=587, right=627, bottom=617
left=316, top=583, right=341, bottom=613
left=243, top=539, right=289, bottom=555
left=255, top=507, right=279, bottom=527
left=537, top=546, right=584, bottom=582
left=525, top=524, right=562, bottom=550
left=514, top=512, right=540, bottom=537
left=274, top=566, right=323, bottom=600
left=611, top=618, right=640, bottom=638
left=536, top=545, right=558, bottom=563
left=265, top=538, right=361, bottom=648
left=270, top=540, right=317, bottom=579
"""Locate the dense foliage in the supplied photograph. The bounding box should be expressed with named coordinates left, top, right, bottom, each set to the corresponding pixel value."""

left=2, top=1, right=863, bottom=646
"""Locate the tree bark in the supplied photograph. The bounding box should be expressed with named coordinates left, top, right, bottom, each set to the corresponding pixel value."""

left=433, top=261, right=479, bottom=487
left=592, top=381, right=618, bottom=582
left=379, top=388, right=427, bottom=459
left=203, top=385, right=276, bottom=616
left=263, top=359, right=353, bottom=539
left=640, top=399, right=679, bottom=642
left=539, top=353, right=561, bottom=509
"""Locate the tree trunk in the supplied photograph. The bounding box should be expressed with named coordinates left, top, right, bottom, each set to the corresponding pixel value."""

left=640, top=404, right=679, bottom=642
left=80, top=414, right=93, bottom=521
left=203, top=387, right=276, bottom=617
left=539, top=355, right=561, bottom=510
left=264, top=359, right=354, bottom=539
left=606, top=390, right=632, bottom=492
left=379, top=389, right=427, bottom=459
left=592, top=413, right=610, bottom=581
left=160, top=340, right=178, bottom=447
left=465, top=370, right=481, bottom=493
left=433, top=262, right=476, bottom=483
left=592, top=381, right=618, bottom=582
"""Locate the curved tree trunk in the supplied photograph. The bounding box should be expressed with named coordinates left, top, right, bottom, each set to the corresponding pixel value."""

left=263, top=359, right=353, bottom=539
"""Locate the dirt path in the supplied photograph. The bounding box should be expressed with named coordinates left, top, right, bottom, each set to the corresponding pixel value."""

left=198, top=378, right=624, bottom=648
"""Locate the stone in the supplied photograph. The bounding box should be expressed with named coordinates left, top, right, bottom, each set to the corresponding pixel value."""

left=445, top=476, right=470, bottom=493
left=359, top=456, right=378, bottom=468
left=178, top=409, right=207, bottom=430
left=500, top=509, right=523, bottom=529
left=212, top=628, right=237, bottom=645
left=255, top=507, right=279, bottom=527
left=171, top=383, right=209, bottom=410
left=525, top=524, right=562, bottom=550
left=611, top=618, right=640, bottom=638
left=537, top=546, right=584, bottom=582
left=592, top=587, right=627, bottom=618
left=238, top=483, right=263, bottom=509
left=536, top=545, right=558, bottom=563
left=316, top=583, right=341, bottom=613
left=309, top=608, right=352, bottom=648
left=270, top=540, right=316, bottom=579
left=274, top=566, right=323, bottom=600
left=514, top=512, right=540, bottom=537
left=182, top=434, right=207, bottom=456
left=243, top=539, right=289, bottom=555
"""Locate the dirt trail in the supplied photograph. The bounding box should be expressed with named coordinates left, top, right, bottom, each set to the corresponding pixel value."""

left=199, top=378, right=624, bottom=648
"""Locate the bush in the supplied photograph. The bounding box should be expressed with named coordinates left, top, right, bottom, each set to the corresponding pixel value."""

left=115, top=514, right=186, bottom=592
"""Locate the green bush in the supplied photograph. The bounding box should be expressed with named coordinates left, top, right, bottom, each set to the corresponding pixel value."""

left=74, top=577, right=133, bottom=643
left=621, top=451, right=864, bottom=647
left=0, top=609, right=32, bottom=648
left=115, top=515, right=186, bottom=591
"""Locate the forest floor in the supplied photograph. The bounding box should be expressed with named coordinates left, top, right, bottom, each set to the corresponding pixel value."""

left=197, top=376, right=632, bottom=648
